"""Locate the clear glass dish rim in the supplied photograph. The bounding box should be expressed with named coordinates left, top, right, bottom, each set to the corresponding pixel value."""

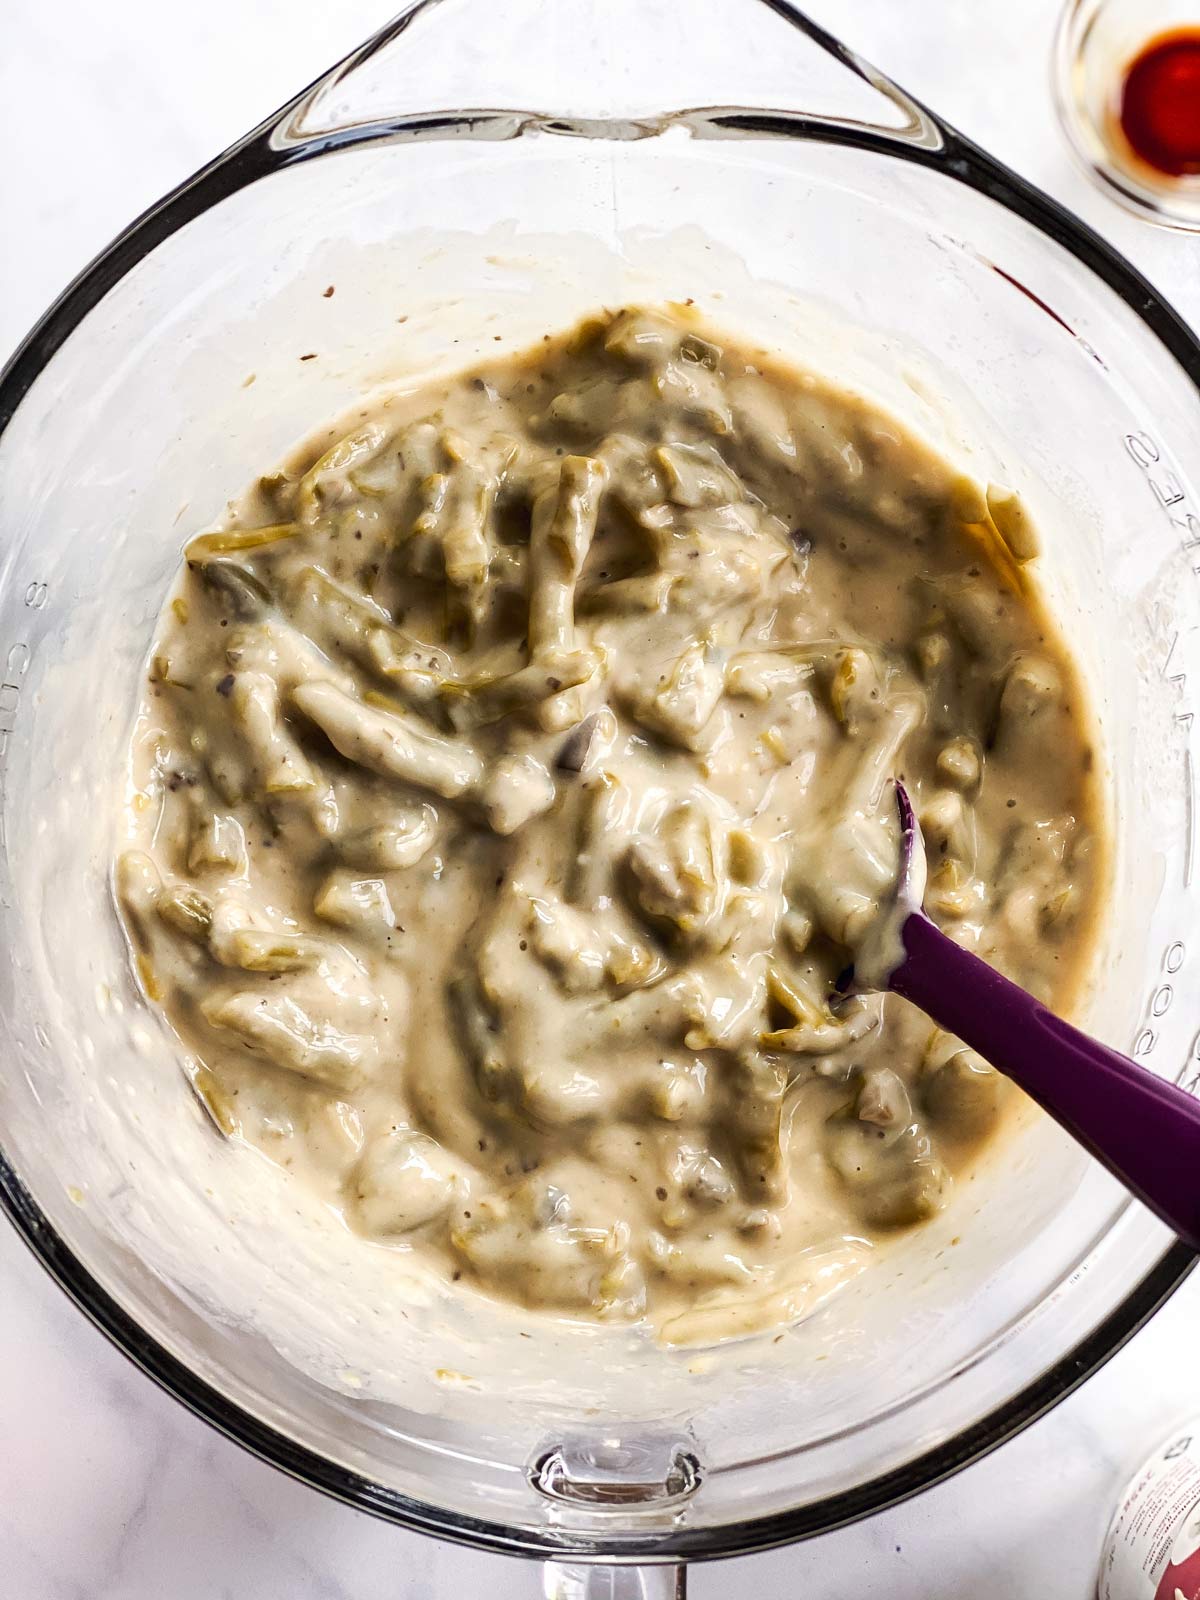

left=1051, top=0, right=1200, bottom=234
left=0, top=0, right=1197, bottom=1562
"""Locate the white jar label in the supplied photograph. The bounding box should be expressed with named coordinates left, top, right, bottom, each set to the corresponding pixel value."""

left=1101, top=1426, right=1200, bottom=1600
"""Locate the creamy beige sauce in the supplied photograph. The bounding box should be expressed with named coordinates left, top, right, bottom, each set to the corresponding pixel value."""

left=116, top=306, right=1104, bottom=1345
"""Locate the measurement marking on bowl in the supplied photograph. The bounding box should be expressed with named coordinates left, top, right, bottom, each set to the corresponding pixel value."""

left=1158, top=633, right=1197, bottom=887
left=1133, top=939, right=1189, bottom=1063
left=1184, top=1031, right=1200, bottom=1097
left=0, top=641, right=31, bottom=765
left=1188, top=752, right=1197, bottom=892
left=1127, top=432, right=1200, bottom=887
left=0, top=580, right=50, bottom=788
left=1125, top=428, right=1200, bottom=521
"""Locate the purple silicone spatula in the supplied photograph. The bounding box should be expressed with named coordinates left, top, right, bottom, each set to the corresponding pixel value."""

left=862, top=781, right=1200, bottom=1251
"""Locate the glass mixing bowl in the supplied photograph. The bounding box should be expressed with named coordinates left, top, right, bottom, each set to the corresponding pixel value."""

left=2, top=1, right=1200, bottom=1590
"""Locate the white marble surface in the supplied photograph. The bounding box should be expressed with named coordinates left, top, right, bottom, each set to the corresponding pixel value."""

left=4, top=1, right=1200, bottom=1594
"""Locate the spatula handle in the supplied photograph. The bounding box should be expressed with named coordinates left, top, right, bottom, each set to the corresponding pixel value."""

left=891, top=912, right=1200, bottom=1251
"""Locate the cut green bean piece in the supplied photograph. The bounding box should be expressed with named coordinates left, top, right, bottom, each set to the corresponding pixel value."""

left=156, top=884, right=214, bottom=944
left=292, top=679, right=484, bottom=798
left=230, top=672, right=316, bottom=793
left=198, top=560, right=272, bottom=620
left=189, top=1066, right=239, bottom=1137
left=297, top=425, right=387, bottom=522
left=337, top=805, right=437, bottom=870
left=188, top=810, right=248, bottom=875
left=440, top=648, right=599, bottom=732
left=202, top=991, right=369, bottom=1090
left=216, top=928, right=328, bottom=973
left=653, top=442, right=742, bottom=508
left=314, top=871, right=396, bottom=934
left=625, top=636, right=727, bottom=751
left=187, top=524, right=300, bottom=561
left=528, top=455, right=607, bottom=660
left=579, top=571, right=678, bottom=616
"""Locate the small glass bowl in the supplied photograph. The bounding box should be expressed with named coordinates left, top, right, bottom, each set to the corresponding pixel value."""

left=1054, top=0, right=1200, bottom=230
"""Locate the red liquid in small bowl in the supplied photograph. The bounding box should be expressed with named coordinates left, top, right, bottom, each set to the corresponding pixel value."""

left=1119, top=28, right=1200, bottom=177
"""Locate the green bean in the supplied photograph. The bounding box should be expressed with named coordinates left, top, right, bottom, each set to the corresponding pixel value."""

left=603, top=307, right=678, bottom=366
left=480, top=753, right=557, bottom=836
left=156, top=884, right=214, bottom=944
left=825, top=1116, right=947, bottom=1228
left=337, top=807, right=437, bottom=870
left=313, top=872, right=396, bottom=934
left=217, top=928, right=327, bottom=972
left=198, top=559, right=271, bottom=620
left=652, top=358, right=732, bottom=435
left=570, top=770, right=632, bottom=907
left=446, top=973, right=506, bottom=1099
left=186, top=524, right=300, bottom=561
left=189, top=1066, right=238, bottom=1137
left=230, top=671, right=316, bottom=794
left=187, top=809, right=247, bottom=874
left=625, top=636, right=727, bottom=750
left=527, top=455, right=607, bottom=660
left=297, top=424, right=387, bottom=522
left=292, top=565, right=393, bottom=653
left=115, top=850, right=163, bottom=946
left=725, top=1052, right=787, bottom=1199
left=292, top=679, right=483, bottom=798
left=349, top=1130, right=461, bottom=1236
left=986, top=483, right=1041, bottom=564
left=430, top=435, right=494, bottom=614
left=440, top=649, right=599, bottom=732
left=653, top=442, right=742, bottom=508
left=202, top=991, right=368, bottom=1090
left=921, top=1035, right=1003, bottom=1137
left=579, top=571, right=678, bottom=615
